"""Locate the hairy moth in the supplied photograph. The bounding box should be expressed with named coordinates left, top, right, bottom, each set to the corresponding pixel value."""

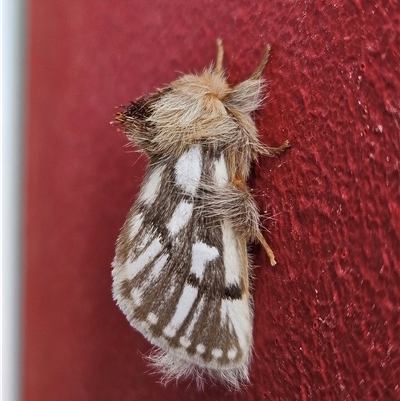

left=112, top=40, right=289, bottom=389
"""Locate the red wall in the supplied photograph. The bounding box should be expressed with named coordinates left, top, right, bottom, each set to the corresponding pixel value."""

left=23, top=0, right=399, bottom=400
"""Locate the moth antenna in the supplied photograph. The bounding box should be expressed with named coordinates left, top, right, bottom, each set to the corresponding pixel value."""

left=215, top=38, right=224, bottom=73
left=249, top=44, right=271, bottom=80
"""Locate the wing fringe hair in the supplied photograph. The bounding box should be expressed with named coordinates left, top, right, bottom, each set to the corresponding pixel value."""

left=146, top=345, right=250, bottom=390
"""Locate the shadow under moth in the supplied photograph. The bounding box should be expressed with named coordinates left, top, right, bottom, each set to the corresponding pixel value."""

left=112, top=40, right=289, bottom=389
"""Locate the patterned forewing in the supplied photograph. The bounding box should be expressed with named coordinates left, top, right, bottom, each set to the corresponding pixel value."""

left=112, top=144, right=252, bottom=369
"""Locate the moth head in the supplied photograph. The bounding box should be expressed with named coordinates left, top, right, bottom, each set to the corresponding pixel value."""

left=114, top=88, right=174, bottom=155
left=115, top=41, right=271, bottom=157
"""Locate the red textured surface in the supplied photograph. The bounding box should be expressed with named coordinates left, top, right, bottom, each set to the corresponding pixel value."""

left=23, top=0, right=399, bottom=400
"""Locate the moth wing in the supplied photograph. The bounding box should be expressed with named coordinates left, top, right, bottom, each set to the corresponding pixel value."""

left=112, top=146, right=252, bottom=379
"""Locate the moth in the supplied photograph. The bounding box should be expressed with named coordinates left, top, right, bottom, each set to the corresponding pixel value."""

left=112, top=40, right=289, bottom=389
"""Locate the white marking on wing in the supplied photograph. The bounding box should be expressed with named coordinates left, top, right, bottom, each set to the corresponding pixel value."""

left=226, top=298, right=251, bottom=352
left=129, top=213, right=144, bottom=239
left=162, top=326, right=175, bottom=339
left=163, top=285, right=198, bottom=338
left=179, top=337, right=191, bottom=348
left=167, top=284, right=176, bottom=298
left=131, top=288, right=143, bottom=306
left=167, top=200, right=193, bottom=235
left=228, top=348, right=237, bottom=360
left=175, top=145, right=202, bottom=195
left=111, top=257, right=125, bottom=282
left=148, top=253, right=169, bottom=282
left=126, top=237, right=162, bottom=280
left=196, top=344, right=205, bottom=354
left=212, top=348, right=223, bottom=358
left=138, top=165, right=165, bottom=205
left=182, top=296, right=205, bottom=344
left=222, top=219, right=241, bottom=285
left=221, top=299, right=228, bottom=325
left=214, top=153, right=228, bottom=186
left=137, top=232, right=151, bottom=251
left=190, top=242, right=219, bottom=280
left=147, top=312, right=158, bottom=325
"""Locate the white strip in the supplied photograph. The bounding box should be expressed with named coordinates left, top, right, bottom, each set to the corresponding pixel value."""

left=222, top=219, right=241, bottom=285
left=148, top=253, right=169, bottom=282
left=221, top=299, right=228, bottom=325
left=138, top=165, right=165, bottom=205
left=163, top=285, right=198, bottom=338
left=190, top=242, right=219, bottom=280
left=129, top=213, right=144, bottom=239
left=226, top=299, right=251, bottom=351
left=175, top=145, right=202, bottom=195
left=167, top=200, right=193, bottom=236
left=126, top=237, right=162, bottom=279
left=214, top=153, right=229, bottom=186
left=183, top=296, right=205, bottom=340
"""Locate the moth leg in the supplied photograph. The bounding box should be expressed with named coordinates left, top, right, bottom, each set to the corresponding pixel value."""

left=237, top=189, right=277, bottom=266
left=255, top=231, right=276, bottom=266
left=265, top=140, right=290, bottom=155
left=199, top=179, right=260, bottom=240
left=232, top=172, right=278, bottom=266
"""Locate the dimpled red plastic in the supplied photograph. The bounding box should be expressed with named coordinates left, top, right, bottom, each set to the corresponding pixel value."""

left=23, top=0, right=399, bottom=400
